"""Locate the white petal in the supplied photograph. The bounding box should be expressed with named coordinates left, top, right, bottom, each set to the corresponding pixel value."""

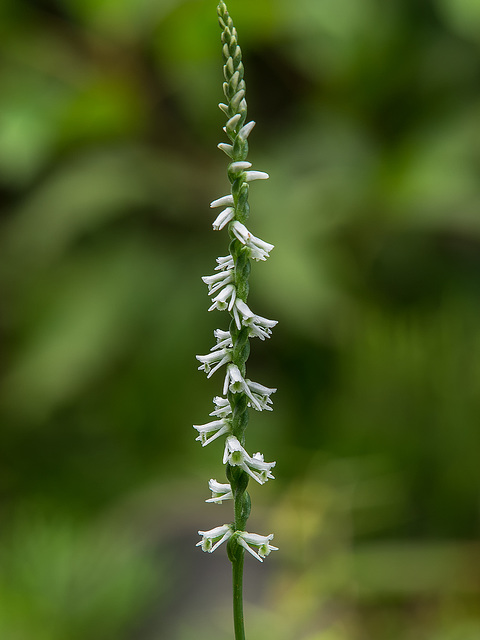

left=225, top=57, right=234, bottom=75
left=210, top=195, right=234, bottom=208
left=226, top=114, right=241, bottom=131
left=217, top=142, right=234, bottom=157
left=238, top=120, right=256, bottom=141
left=237, top=536, right=264, bottom=562
left=212, top=207, right=235, bottom=231
left=229, top=161, right=252, bottom=172
left=244, top=171, right=269, bottom=182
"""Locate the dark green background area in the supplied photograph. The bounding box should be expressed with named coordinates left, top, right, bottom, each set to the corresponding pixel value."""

left=1, top=0, right=480, bottom=638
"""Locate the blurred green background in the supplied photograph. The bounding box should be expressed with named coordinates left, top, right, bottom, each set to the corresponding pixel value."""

left=1, top=0, right=480, bottom=638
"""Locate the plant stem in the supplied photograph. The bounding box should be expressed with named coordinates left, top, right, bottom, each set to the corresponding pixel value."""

left=232, top=549, right=246, bottom=640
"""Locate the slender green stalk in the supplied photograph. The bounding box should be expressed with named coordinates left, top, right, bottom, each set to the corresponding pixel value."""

left=232, top=548, right=246, bottom=640
left=194, top=3, right=278, bottom=638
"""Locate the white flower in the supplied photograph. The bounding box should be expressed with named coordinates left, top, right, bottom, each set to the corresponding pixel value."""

left=193, top=418, right=231, bottom=446
left=244, top=171, right=269, bottom=182
left=215, top=255, right=234, bottom=271
left=208, top=284, right=236, bottom=312
left=210, top=196, right=235, bottom=230
left=238, top=120, right=255, bottom=141
left=196, top=348, right=231, bottom=377
left=205, top=479, right=233, bottom=503
left=236, top=531, right=278, bottom=562
left=223, top=364, right=256, bottom=403
left=229, top=161, right=252, bottom=173
left=217, top=142, right=234, bottom=157
left=212, top=207, right=235, bottom=230
left=211, top=329, right=232, bottom=351
left=231, top=221, right=274, bottom=261
left=223, top=435, right=275, bottom=484
left=210, top=195, right=234, bottom=208
left=230, top=88, right=245, bottom=112
left=225, top=113, right=241, bottom=131
left=209, top=396, right=232, bottom=418
left=197, top=524, right=233, bottom=553
left=202, top=270, right=233, bottom=296
left=246, top=379, right=276, bottom=411
left=234, top=299, right=277, bottom=340
left=222, top=364, right=261, bottom=410
left=225, top=56, right=234, bottom=76
left=218, top=102, right=229, bottom=115
left=248, top=451, right=276, bottom=483
left=229, top=70, right=241, bottom=92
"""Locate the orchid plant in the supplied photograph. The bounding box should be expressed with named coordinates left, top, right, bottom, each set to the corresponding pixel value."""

left=193, top=2, right=278, bottom=638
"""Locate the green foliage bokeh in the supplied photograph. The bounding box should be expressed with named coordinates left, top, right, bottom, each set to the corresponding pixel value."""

left=1, top=0, right=480, bottom=638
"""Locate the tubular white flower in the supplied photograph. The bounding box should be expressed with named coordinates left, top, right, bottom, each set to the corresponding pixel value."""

left=230, top=88, right=245, bottom=112
left=208, top=283, right=237, bottom=312
left=236, top=531, right=278, bottom=562
left=225, top=56, right=234, bottom=76
left=217, top=142, right=234, bottom=157
left=212, top=329, right=232, bottom=351
left=231, top=221, right=274, bottom=261
left=229, top=161, right=252, bottom=173
left=223, top=435, right=275, bottom=484
left=229, top=70, right=240, bottom=92
left=223, top=363, right=244, bottom=395
left=234, top=299, right=278, bottom=339
left=244, top=171, right=269, bottom=182
left=238, top=120, right=255, bottom=141
left=210, top=194, right=234, bottom=208
left=248, top=451, right=276, bottom=483
left=196, top=348, right=232, bottom=377
left=193, top=418, right=232, bottom=446
left=222, top=364, right=262, bottom=410
left=209, top=395, right=232, bottom=418
left=213, top=207, right=235, bottom=230
left=206, top=479, right=233, bottom=503
left=225, top=113, right=241, bottom=131
left=246, top=379, right=276, bottom=411
left=202, top=270, right=233, bottom=296
left=197, top=524, right=233, bottom=553
left=215, top=255, right=234, bottom=271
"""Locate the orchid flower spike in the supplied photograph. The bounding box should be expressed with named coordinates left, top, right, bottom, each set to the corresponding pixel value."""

left=194, top=6, right=278, bottom=635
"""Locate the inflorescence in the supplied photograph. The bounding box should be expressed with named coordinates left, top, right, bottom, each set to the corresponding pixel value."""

left=194, top=1, right=277, bottom=564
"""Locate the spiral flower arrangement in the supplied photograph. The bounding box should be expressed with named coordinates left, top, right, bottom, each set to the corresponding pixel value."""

left=193, top=3, right=277, bottom=637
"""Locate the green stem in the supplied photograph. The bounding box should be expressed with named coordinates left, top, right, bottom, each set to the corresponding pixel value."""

left=232, top=549, right=246, bottom=640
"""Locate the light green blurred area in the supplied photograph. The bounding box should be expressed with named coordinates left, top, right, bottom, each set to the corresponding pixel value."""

left=1, top=0, right=480, bottom=638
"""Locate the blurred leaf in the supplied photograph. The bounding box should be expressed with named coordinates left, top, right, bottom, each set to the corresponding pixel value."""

left=62, top=0, right=181, bottom=40
left=436, top=0, right=480, bottom=43
left=57, top=78, right=146, bottom=146
left=1, top=237, right=162, bottom=423
left=0, top=515, right=158, bottom=640
left=0, top=71, right=69, bottom=185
